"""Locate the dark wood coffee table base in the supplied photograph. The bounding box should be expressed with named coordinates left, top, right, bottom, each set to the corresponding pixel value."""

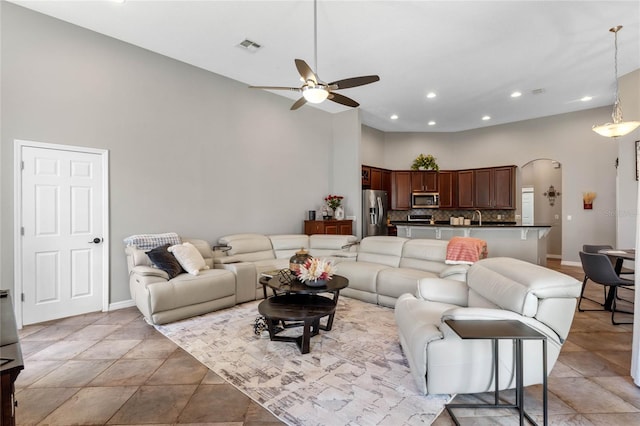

left=258, top=294, right=336, bottom=354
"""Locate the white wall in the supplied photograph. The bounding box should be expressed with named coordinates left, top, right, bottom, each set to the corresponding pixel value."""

left=616, top=69, right=640, bottom=249
left=361, top=125, right=385, bottom=168
left=0, top=3, right=350, bottom=303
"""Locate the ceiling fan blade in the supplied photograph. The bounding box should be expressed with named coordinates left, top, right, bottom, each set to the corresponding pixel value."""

left=290, top=97, right=307, bottom=110
left=249, top=85, right=301, bottom=92
left=295, top=59, right=317, bottom=84
left=328, top=75, right=380, bottom=90
left=328, top=92, right=360, bottom=108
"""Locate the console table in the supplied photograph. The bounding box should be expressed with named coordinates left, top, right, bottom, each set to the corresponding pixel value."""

left=444, top=319, right=548, bottom=426
left=1, top=291, right=23, bottom=426
left=304, top=219, right=352, bottom=236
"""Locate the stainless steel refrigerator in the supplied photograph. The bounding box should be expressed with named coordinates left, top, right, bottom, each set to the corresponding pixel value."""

left=362, top=189, right=388, bottom=237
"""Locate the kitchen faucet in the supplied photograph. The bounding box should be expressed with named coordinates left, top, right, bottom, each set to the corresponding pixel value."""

left=473, top=210, right=482, bottom=226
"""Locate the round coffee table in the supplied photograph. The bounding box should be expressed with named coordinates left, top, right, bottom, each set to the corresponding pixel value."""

left=258, top=294, right=336, bottom=354
left=259, top=273, right=348, bottom=331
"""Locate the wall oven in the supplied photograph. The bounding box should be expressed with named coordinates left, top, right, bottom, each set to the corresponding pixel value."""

left=412, top=192, right=440, bottom=209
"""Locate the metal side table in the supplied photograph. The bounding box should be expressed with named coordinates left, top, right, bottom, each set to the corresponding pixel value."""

left=444, top=319, right=548, bottom=426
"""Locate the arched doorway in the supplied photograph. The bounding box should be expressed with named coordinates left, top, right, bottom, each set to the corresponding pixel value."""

left=521, top=159, right=562, bottom=259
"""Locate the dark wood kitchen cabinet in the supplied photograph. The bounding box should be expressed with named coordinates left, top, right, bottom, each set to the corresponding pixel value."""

left=474, top=166, right=516, bottom=209
left=304, top=220, right=352, bottom=235
left=410, top=171, right=438, bottom=192
left=457, top=170, right=474, bottom=208
left=361, top=166, right=371, bottom=186
left=391, top=171, right=412, bottom=210
left=438, top=171, right=457, bottom=209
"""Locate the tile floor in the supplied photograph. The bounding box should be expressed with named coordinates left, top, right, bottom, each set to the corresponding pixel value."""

left=14, top=260, right=639, bottom=425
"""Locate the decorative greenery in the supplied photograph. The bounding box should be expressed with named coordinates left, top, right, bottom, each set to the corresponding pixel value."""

left=296, top=257, right=336, bottom=282
left=324, top=194, right=344, bottom=210
left=411, top=153, right=439, bottom=171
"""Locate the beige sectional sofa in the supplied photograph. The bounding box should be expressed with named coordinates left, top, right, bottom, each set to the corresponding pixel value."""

left=394, top=257, right=581, bottom=395
left=213, top=234, right=469, bottom=308
left=213, top=233, right=359, bottom=301
left=126, top=238, right=236, bottom=325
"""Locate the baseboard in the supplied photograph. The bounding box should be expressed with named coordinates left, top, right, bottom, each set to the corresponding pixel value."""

left=560, top=260, right=582, bottom=267
left=108, top=299, right=136, bottom=311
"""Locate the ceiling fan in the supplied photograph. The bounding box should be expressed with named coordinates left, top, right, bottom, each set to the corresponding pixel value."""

left=249, top=0, right=380, bottom=110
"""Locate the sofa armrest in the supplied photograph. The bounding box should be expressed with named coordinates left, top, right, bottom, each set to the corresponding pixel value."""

left=215, top=261, right=257, bottom=303
left=417, top=277, right=468, bottom=306
left=439, top=264, right=469, bottom=279
left=213, top=255, right=244, bottom=264
left=131, top=265, right=169, bottom=280
left=442, top=307, right=524, bottom=322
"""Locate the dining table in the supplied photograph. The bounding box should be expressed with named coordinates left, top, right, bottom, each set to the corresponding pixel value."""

left=598, top=248, right=635, bottom=311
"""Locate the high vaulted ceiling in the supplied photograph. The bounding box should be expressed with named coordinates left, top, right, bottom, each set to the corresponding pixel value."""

left=10, top=0, right=640, bottom=132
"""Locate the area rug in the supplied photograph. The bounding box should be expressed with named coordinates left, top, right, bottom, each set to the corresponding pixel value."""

left=156, top=297, right=451, bottom=425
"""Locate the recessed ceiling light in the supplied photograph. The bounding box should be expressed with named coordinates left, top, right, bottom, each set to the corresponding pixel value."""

left=390, top=114, right=399, bottom=120
left=510, top=91, right=522, bottom=98
left=428, top=121, right=436, bottom=126
left=482, top=115, right=491, bottom=121
left=426, top=92, right=437, bottom=99
left=581, top=96, right=593, bottom=102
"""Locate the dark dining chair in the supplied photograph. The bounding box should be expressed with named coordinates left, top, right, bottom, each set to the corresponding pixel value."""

left=578, top=251, right=634, bottom=325
left=582, top=244, right=634, bottom=304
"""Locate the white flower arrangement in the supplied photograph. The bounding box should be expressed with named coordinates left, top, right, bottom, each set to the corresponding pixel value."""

left=296, top=257, right=336, bottom=282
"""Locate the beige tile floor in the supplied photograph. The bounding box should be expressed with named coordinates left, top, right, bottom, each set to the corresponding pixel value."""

left=14, top=260, right=639, bottom=425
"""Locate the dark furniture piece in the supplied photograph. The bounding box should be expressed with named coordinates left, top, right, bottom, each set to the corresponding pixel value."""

left=304, top=220, right=352, bottom=236
left=258, top=274, right=349, bottom=354
left=444, top=319, right=548, bottom=426
left=258, top=294, right=336, bottom=354
left=1, top=291, right=23, bottom=426
left=579, top=251, right=634, bottom=324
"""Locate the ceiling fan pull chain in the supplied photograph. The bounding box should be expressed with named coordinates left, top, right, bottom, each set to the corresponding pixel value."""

left=313, top=0, right=318, bottom=75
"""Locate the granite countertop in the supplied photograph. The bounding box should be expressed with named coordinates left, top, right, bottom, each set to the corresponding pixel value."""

left=391, top=221, right=551, bottom=228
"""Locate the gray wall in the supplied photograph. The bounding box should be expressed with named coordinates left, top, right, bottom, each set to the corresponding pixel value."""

left=1, top=3, right=356, bottom=303
left=364, top=106, right=625, bottom=263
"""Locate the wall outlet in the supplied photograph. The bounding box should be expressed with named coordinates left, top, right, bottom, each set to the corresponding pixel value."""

left=567, top=215, right=572, bottom=221
left=497, top=214, right=502, bottom=219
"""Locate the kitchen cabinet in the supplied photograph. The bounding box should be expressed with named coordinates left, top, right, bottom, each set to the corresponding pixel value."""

left=361, top=166, right=371, bottom=186
left=370, top=168, right=382, bottom=190
left=391, top=171, right=412, bottom=210
left=381, top=170, right=392, bottom=198
left=304, top=220, right=353, bottom=236
left=474, top=166, right=516, bottom=209
left=438, top=171, right=457, bottom=209
left=410, top=171, right=438, bottom=192
left=457, top=170, right=474, bottom=208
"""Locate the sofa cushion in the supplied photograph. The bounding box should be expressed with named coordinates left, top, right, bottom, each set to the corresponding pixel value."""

left=466, top=257, right=581, bottom=317
left=269, top=234, right=310, bottom=259
left=377, top=267, right=439, bottom=302
left=356, top=236, right=407, bottom=267
left=147, top=244, right=184, bottom=279
left=218, top=234, right=275, bottom=262
left=398, top=239, right=449, bottom=274
left=169, top=242, right=210, bottom=276
left=309, top=235, right=358, bottom=257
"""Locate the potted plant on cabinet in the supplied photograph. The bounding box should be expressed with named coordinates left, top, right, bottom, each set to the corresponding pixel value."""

left=411, top=154, right=439, bottom=171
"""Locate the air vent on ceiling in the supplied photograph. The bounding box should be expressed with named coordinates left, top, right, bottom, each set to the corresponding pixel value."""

left=531, top=88, right=546, bottom=95
left=238, top=39, right=261, bottom=52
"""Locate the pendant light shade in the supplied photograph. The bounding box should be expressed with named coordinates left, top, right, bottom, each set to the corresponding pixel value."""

left=592, top=25, right=640, bottom=138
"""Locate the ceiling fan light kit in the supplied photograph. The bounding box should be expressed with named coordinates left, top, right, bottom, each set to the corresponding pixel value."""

left=592, top=25, right=640, bottom=139
left=249, top=0, right=379, bottom=110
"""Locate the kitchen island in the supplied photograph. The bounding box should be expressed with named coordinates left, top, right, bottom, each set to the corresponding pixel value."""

left=391, top=222, right=552, bottom=266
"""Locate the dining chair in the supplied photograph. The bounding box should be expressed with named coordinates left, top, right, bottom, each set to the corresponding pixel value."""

left=582, top=244, right=634, bottom=304
left=578, top=251, right=634, bottom=325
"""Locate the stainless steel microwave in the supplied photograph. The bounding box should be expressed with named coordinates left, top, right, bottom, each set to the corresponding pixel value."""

left=412, top=192, right=440, bottom=208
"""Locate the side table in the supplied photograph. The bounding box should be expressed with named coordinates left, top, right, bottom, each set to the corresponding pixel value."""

left=444, top=319, right=548, bottom=426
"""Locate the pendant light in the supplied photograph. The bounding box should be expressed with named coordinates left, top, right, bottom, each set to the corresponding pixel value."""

left=592, top=25, right=640, bottom=138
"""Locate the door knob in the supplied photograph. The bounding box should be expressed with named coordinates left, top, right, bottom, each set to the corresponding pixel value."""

left=89, top=237, right=103, bottom=244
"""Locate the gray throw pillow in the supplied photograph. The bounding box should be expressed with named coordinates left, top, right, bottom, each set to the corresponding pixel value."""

left=147, top=243, right=184, bottom=279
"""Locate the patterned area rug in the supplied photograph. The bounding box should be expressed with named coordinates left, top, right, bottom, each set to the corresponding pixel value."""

left=156, top=296, right=451, bottom=425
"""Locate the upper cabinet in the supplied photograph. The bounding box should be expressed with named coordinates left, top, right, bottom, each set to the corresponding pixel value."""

left=410, top=171, right=438, bottom=192
left=391, top=171, right=412, bottom=210
left=362, top=166, right=371, bottom=187
left=363, top=165, right=393, bottom=201
left=473, top=166, right=516, bottom=209
left=438, top=171, right=457, bottom=209
left=457, top=170, right=474, bottom=208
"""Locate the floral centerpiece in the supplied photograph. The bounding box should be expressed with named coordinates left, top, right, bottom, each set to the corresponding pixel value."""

left=324, top=194, right=344, bottom=211
left=411, top=153, right=439, bottom=171
left=296, top=257, right=336, bottom=287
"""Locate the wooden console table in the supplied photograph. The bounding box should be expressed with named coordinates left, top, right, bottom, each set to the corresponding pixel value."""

left=304, top=219, right=352, bottom=236
left=1, top=291, right=23, bottom=426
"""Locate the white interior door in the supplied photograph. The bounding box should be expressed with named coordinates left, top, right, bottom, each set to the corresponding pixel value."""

left=19, top=143, right=108, bottom=325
